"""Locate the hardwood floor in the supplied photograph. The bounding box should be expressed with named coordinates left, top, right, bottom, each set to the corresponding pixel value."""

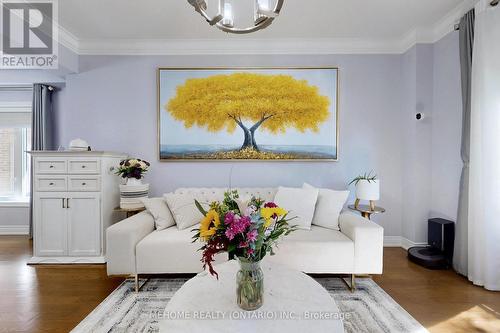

left=0, top=236, right=499, bottom=333
left=372, top=249, right=500, bottom=333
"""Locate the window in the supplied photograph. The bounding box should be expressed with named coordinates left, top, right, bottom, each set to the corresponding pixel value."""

left=0, top=103, right=31, bottom=202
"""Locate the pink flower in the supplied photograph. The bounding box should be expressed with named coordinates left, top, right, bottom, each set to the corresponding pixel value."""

left=225, top=215, right=252, bottom=242
left=233, top=216, right=251, bottom=234
left=239, top=241, right=249, bottom=248
left=247, top=248, right=254, bottom=255
left=224, top=211, right=235, bottom=225
left=225, top=228, right=237, bottom=241
left=247, top=229, right=258, bottom=242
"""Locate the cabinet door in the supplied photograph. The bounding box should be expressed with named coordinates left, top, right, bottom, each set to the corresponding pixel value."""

left=67, top=193, right=101, bottom=256
left=35, top=193, right=67, bottom=256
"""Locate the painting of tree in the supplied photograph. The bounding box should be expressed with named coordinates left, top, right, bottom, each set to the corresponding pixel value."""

left=158, top=68, right=338, bottom=160
left=167, top=73, right=330, bottom=152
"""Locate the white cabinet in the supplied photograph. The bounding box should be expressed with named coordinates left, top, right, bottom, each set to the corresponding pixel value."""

left=35, top=193, right=67, bottom=256
left=67, top=193, right=101, bottom=256
left=29, top=151, right=126, bottom=264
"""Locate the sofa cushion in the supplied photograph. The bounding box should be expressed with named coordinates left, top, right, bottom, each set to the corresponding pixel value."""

left=274, top=186, right=319, bottom=230
left=141, top=197, right=175, bottom=230
left=136, top=226, right=227, bottom=274
left=265, top=225, right=355, bottom=273
left=164, top=193, right=210, bottom=230
left=303, top=183, right=350, bottom=231
left=164, top=188, right=277, bottom=230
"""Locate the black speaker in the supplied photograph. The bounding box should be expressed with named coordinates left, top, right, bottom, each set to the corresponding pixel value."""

left=408, top=218, right=454, bottom=269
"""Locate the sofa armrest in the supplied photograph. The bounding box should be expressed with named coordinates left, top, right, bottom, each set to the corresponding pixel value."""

left=339, top=212, right=384, bottom=274
left=106, top=211, right=155, bottom=275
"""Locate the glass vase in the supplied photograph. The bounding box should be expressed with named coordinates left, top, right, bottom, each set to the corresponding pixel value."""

left=236, top=259, right=264, bottom=311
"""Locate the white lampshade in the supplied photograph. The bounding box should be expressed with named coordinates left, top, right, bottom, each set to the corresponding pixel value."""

left=355, top=179, right=380, bottom=201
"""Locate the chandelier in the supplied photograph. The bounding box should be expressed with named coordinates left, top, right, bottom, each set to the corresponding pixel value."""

left=187, top=0, right=284, bottom=34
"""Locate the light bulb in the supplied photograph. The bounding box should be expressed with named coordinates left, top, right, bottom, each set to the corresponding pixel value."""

left=255, top=0, right=276, bottom=24
left=258, top=0, right=270, bottom=11
left=222, top=2, right=234, bottom=27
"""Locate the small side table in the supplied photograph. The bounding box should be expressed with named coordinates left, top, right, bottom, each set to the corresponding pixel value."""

left=348, top=204, right=385, bottom=220
left=114, top=206, right=146, bottom=218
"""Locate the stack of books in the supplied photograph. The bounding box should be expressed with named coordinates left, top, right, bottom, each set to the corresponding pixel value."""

left=119, top=183, right=149, bottom=209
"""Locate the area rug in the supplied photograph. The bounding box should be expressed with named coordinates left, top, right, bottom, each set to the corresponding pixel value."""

left=71, top=277, right=428, bottom=333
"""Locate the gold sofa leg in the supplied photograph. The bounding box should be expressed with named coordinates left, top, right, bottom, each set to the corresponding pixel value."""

left=342, top=274, right=356, bottom=292
left=350, top=274, right=356, bottom=292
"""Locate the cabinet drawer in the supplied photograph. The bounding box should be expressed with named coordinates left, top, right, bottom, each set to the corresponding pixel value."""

left=36, top=160, right=67, bottom=174
left=68, top=159, right=100, bottom=174
left=68, top=176, right=100, bottom=191
left=35, top=176, right=67, bottom=191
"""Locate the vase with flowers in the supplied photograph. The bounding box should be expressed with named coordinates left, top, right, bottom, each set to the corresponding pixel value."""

left=192, top=190, right=297, bottom=310
left=115, top=158, right=150, bottom=186
left=115, top=158, right=150, bottom=209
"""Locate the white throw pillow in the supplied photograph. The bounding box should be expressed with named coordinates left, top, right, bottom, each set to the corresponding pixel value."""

left=141, top=198, right=175, bottom=231
left=303, top=183, right=350, bottom=231
left=274, top=186, right=319, bottom=230
left=164, top=193, right=209, bottom=230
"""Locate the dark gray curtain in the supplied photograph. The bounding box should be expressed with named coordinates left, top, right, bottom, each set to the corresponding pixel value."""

left=29, top=84, right=54, bottom=237
left=454, top=9, right=474, bottom=276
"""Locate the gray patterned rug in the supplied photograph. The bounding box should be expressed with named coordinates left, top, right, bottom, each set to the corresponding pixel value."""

left=71, top=277, right=427, bottom=333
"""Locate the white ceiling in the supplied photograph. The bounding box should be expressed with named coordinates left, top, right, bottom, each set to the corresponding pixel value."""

left=57, top=0, right=476, bottom=55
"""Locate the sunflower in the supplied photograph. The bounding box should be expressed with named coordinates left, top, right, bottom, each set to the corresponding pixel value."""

left=199, top=210, right=221, bottom=240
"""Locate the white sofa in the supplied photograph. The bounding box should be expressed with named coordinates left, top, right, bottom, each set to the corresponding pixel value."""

left=106, top=188, right=384, bottom=290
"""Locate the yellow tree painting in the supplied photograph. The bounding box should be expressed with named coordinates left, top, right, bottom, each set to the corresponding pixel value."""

left=158, top=68, right=338, bottom=160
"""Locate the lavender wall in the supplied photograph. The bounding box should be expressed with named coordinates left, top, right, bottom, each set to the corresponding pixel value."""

left=0, top=33, right=463, bottom=241
left=56, top=54, right=404, bottom=236
left=431, top=32, right=462, bottom=221
left=401, top=44, right=434, bottom=243
left=400, top=32, right=462, bottom=243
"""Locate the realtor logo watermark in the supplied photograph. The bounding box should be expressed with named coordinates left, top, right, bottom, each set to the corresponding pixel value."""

left=0, top=0, right=58, bottom=69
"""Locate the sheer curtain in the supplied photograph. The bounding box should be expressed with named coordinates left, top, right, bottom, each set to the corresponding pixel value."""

left=468, top=0, right=500, bottom=291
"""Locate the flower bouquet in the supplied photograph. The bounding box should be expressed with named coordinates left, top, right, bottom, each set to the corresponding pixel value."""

left=115, top=158, right=150, bottom=185
left=192, top=190, right=297, bottom=310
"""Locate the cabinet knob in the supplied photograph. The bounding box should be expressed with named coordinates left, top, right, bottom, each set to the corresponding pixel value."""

left=49, top=165, right=54, bottom=168
left=49, top=182, right=54, bottom=185
left=81, top=165, right=86, bottom=168
left=82, top=182, right=86, bottom=186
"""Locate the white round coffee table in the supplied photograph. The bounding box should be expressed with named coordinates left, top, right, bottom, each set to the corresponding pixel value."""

left=159, top=260, right=345, bottom=333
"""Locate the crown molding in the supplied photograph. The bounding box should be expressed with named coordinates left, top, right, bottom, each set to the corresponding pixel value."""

left=57, top=0, right=478, bottom=56
left=431, top=0, right=478, bottom=43
left=75, top=38, right=408, bottom=56
left=58, top=25, right=79, bottom=54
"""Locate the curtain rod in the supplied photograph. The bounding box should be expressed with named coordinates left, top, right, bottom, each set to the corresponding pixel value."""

left=455, top=0, right=498, bottom=30
left=0, top=84, right=55, bottom=92
left=0, top=85, right=32, bottom=92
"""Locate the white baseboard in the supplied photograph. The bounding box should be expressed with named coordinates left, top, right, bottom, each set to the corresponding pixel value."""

left=384, top=236, right=427, bottom=250
left=28, top=256, right=106, bottom=264
left=0, top=225, right=29, bottom=235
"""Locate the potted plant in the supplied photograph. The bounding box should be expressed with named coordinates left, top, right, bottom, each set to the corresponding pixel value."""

left=192, top=190, right=297, bottom=311
left=115, top=158, right=150, bottom=186
left=349, top=171, right=380, bottom=211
